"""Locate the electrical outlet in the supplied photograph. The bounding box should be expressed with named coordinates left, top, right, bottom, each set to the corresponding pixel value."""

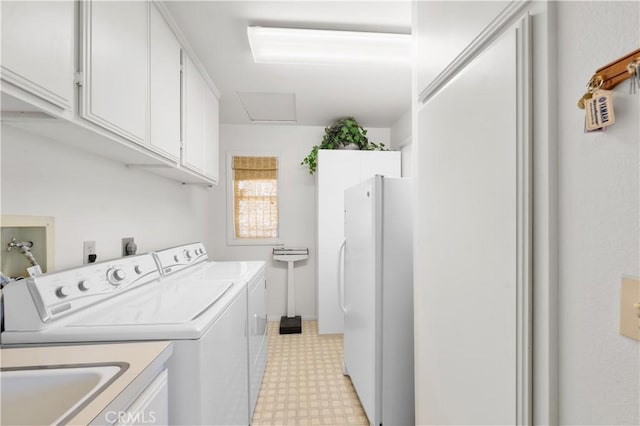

left=122, top=237, right=135, bottom=257
left=83, top=241, right=96, bottom=264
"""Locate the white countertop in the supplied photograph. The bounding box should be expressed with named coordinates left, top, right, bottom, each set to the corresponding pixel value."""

left=1, top=341, right=172, bottom=425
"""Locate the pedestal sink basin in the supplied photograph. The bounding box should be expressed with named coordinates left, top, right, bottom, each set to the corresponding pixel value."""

left=1, top=363, right=126, bottom=425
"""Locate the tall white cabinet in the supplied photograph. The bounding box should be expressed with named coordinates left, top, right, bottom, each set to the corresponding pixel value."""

left=316, top=150, right=400, bottom=334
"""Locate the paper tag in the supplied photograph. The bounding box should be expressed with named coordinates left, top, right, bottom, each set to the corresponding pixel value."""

left=585, top=89, right=615, bottom=131
left=27, top=265, right=43, bottom=277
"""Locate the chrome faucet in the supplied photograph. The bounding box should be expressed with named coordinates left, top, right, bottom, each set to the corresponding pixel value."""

left=7, top=238, right=40, bottom=267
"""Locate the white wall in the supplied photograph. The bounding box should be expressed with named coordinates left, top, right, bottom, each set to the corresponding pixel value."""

left=207, top=124, right=390, bottom=321
left=390, top=109, right=412, bottom=177
left=557, top=2, right=639, bottom=424
left=390, top=109, right=411, bottom=149
left=1, top=125, right=209, bottom=270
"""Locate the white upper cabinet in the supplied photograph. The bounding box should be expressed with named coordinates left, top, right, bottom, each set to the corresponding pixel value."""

left=80, top=0, right=148, bottom=145
left=1, top=1, right=75, bottom=110
left=204, top=87, right=220, bottom=182
left=182, top=54, right=206, bottom=173
left=183, top=52, right=219, bottom=182
left=149, top=4, right=181, bottom=161
left=1, top=0, right=219, bottom=186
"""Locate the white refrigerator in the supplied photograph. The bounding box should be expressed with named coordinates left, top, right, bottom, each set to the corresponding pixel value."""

left=340, top=175, right=414, bottom=426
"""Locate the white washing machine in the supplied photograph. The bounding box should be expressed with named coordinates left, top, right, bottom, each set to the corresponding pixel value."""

left=1, top=243, right=250, bottom=425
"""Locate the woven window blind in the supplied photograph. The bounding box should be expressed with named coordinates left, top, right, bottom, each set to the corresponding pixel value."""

left=232, top=156, right=278, bottom=239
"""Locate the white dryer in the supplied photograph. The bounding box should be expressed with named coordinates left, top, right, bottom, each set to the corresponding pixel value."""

left=1, top=244, right=249, bottom=425
left=154, top=248, right=268, bottom=421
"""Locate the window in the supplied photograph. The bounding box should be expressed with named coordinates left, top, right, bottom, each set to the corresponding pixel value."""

left=227, top=154, right=280, bottom=245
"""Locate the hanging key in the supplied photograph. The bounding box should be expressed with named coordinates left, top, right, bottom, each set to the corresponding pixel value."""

left=577, top=92, right=593, bottom=109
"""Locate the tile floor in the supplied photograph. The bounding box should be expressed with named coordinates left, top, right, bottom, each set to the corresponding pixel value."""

left=252, top=320, right=369, bottom=426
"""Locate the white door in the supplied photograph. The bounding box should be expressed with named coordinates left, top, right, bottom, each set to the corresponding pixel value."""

left=149, top=4, right=181, bottom=161
left=81, top=0, right=148, bottom=144
left=343, top=177, right=380, bottom=425
left=415, top=18, right=531, bottom=425
left=1, top=0, right=75, bottom=110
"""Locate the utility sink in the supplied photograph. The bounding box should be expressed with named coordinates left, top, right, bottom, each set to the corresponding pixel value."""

left=1, top=363, right=126, bottom=425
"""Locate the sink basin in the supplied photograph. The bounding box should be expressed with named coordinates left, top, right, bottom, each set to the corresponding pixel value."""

left=1, top=363, right=126, bottom=425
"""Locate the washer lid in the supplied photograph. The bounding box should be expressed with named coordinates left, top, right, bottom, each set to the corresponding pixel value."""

left=70, top=279, right=234, bottom=326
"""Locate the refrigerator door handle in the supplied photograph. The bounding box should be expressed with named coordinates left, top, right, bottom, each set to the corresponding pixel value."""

left=337, top=238, right=347, bottom=314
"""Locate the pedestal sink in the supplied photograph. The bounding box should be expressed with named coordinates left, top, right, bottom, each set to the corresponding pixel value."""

left=273, top=248, right=309, bottom=334
left=1, top=364, right=125, bottom=425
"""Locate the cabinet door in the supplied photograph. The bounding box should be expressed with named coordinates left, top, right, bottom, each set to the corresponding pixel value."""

left=316, top=150, right=365, bottom=335
left=149, top=4, right=181, bottom=161
left=117, top=369, right=169, bottom=425
left=81, top=0, right=148, bottom=144
left=182, top=54, right=206, bottom=173
left=1, top=1, right=74, bottom=110
left=203, top=87, right=220, bottom=182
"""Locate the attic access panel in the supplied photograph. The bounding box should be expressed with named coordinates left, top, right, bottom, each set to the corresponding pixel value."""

left=237, top=92, right=297, bottom=122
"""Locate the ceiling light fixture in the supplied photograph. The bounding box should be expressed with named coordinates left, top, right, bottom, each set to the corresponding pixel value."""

left=247, top=26, right=411, bottom=65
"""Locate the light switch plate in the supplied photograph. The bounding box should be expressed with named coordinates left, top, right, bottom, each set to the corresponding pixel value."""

left=620, top=276, right=640, bottom=341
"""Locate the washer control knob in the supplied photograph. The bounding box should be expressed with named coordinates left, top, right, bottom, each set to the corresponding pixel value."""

left=78, top=280, right=91, bottom=291
left=107, top=268, right=126, bottom=285
left=134, top=265, right=142, bottom=275
left=184, top=250, right=192, bottom=261
left=173, top=255, right=179, bottom=262
left=56, top=286, right=70, bottom=298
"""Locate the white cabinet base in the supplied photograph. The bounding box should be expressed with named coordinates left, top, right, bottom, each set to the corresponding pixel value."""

left=116, top=369, right=169, bottom=426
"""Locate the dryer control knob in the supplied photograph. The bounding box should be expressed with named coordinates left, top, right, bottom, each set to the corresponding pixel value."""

left=107, top=268, right=126, bottom=285
left=78, top=280, right=91, bottom=291
left=56, top=286, right=70, bottom=298
left=184, top=250, right=192, bottom=261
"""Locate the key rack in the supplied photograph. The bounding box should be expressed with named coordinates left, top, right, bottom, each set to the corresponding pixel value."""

left=578, top=47, right=640, bottom=110
left=591, top=48, right=640, bottom=90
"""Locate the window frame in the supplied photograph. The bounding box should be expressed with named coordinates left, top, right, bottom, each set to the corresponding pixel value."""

left=226, top=152, right=283, bottom=246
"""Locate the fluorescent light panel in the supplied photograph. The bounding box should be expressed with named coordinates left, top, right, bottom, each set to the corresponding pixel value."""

left=247, top=26, right=411, bottom=65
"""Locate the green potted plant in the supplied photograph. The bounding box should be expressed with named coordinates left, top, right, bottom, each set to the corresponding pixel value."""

left=301, top=117, right=388, bottom=174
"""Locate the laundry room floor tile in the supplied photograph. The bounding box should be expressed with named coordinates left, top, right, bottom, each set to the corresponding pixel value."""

left=252, top=321, right=369, bottom=426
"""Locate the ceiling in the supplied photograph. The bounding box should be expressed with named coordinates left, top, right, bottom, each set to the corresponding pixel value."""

left=164, top=1, right=412, bottom=128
